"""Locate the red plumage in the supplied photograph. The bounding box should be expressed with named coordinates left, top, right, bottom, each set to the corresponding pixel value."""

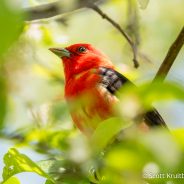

left=49, top=43, right=167, bottom=136
left=62, top=44, right=117, bottom=135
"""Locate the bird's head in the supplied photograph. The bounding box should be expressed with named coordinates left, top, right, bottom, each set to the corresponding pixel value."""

left=49, top=43, right=114, bottom=81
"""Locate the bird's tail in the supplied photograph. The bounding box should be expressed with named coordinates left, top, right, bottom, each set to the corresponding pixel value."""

left=144, top=109, right=168, bottom=129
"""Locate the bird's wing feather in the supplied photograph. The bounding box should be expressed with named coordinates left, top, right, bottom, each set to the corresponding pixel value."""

left=99, top=67, right=130, bottom=94
left=98, top=67, right=167, bottom=128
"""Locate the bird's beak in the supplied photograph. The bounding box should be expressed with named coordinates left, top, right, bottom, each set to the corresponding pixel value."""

left=49, top=48, right=71, bottom=58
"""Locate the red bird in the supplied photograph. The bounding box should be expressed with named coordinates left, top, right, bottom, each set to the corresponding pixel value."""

left=50, top=43, right=166, bottom=136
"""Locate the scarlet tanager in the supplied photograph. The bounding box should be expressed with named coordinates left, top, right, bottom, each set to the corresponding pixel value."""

left=49, top=43, right=167, bottom=136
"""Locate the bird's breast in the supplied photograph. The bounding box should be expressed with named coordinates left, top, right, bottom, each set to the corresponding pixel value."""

left=64, top=68, right=118, bottom=135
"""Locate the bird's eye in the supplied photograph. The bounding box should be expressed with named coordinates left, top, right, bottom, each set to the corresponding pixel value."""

left=77, top=46, right=87, bottom=53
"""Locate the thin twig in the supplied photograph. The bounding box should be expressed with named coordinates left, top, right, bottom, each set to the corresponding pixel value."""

left=28, top=106, right=42, bottom=128
left=88, top=3, right=139, bottom=68
left=126, top=0, right=140, bottom=47
left=24, top=1, right=139, bottom=67
left=138, top=52, right=153, bottom=63
left=153, top=26, right=184, bottom=82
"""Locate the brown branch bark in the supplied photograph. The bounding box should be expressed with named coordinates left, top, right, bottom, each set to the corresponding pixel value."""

left=24, top=0, right=104, bottom=21
left=153, top=26, right=184, bottom=82
left=88, top=3, right=139, bottom=68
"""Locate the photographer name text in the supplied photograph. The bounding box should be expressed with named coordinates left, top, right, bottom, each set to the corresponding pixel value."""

left=143, top=172, right=184, bottom=179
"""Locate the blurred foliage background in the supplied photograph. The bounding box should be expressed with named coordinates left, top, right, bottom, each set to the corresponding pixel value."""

left=0, top=0, right=184, bottom=184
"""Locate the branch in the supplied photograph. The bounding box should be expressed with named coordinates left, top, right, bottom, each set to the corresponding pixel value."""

left=153, top=26, right=184, bottom=82
left=24, top=0, right=103, bottom=21
left=88, top=3, right=139, bottom=68
left=24, top=1, right=61, bottom=21
left=24, top=0, right=139, bottom=68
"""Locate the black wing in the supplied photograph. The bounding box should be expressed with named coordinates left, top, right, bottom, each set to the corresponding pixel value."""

left=98, top=67, right=167, bottom=128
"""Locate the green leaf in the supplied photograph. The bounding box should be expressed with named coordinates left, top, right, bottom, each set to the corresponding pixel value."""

left=2, top=148, right=54, bottom=183
left=0, top=0, right=23, bottom=57
left=40, top=26, right=53, bottom=45
left=91, top=117, right=132, bottom=152
left=172, top=129, right=184, bottom=149
left=137, top=0, right=149, bottom=9
left=45, top=180, right=54, bottom=184
left=139, top=82, right=184, bottom=108
left=38, top=159, right=90, bottom=183
left=2, top=177, right=20, bottom=184
left=119, top=81, right=184, bottom=111
left=38, top=159, right=63, bottom=178
left=0, top=0, right=23, bottom=128
left=0, top=73, right=7, bottom=130
left=105, top=146, right=144, bottom=171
